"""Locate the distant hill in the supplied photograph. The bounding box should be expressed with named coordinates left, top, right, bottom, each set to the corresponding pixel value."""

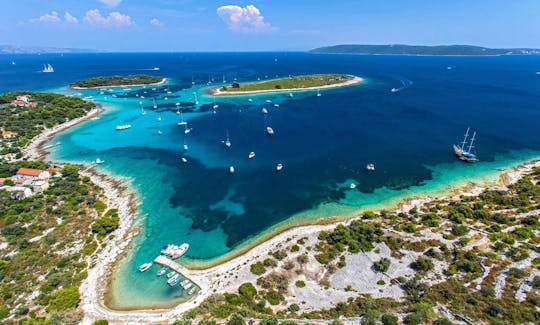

left=310, top=44, right=540, bottom=56
left=0, top=45, right=100, bottom=54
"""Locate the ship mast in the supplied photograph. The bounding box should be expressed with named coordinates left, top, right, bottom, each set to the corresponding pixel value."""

left=461, top=127, right=470, bottom=150
left=467, top=132, right=476, bottom=153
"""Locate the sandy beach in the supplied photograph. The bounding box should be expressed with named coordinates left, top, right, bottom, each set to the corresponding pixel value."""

left=212, top=76, right=363, bottom=96
left=70, top=78, right=167, bottom=90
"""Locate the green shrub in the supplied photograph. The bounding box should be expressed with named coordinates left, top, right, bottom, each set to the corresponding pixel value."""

left=47, top=286, right=80, bottom=311
left=373, top=258, right=391, bottom=272
left=288, top=303, right=300, bottom=312
left=410, top=257, right=434, bottom=272
left=238, top=282, right=257, bottom=299
left=250, top=262, right=266, bottom=275
left=381, top=314, right=398, bottom=325
left=93, top=321, right=109, bottom=325
left=264, top=290, right=284, bottom=305
left=295, top=280, right=306, bottom=288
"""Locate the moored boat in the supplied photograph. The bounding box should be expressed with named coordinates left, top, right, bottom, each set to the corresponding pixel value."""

left=116, top=124, right=132, bottom=131
left=453, top=128, right=479, bottom=162
left=157, top=267, right=169, bottom=277
left=248, top=151, right=256, bottom=159
left=266, top=127, right=274, bottom=135
left=138, top=262, right=152, bottom=272
left=161, top=243, right=190, bottom=259
left=366, top=163, right=375, bottom=171
left=276, top=163, right=283, bottom=171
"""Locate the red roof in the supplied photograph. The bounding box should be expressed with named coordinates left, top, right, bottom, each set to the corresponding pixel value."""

left=16, top=168, right=42, bottom=177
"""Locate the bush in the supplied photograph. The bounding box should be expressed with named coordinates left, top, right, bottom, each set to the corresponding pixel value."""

left=264, top=290, right=284, bottom=305
left=237, top=282, right=257, bottom=301
left=47, top=286, right=80, bottom=311
left=381, top=314, right=398, bottom=325
left=93, top=321, right=109, bottom=325
left=452, top=224, right=470, bottom=236
left=295, top=280, right=306, bottom=288
left=259, top=317, right=278, bottom=325
left=433, top=318, right=453, bottom=325
left=250, top=262, right=266, bottom=275
left=373, top=258, right=391, bottom=272
left=227, top=313, right=245, bottom=325
left=288, top=303, right=300, bottom=312
left=410, top=257, right=434, bottom=272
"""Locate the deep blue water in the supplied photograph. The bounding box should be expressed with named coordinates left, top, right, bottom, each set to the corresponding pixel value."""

left=1, top=52, right=540, bottom=307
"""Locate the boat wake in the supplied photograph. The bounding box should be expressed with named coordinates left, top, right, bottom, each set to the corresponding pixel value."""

left=390, top=78, right=413, bottom=93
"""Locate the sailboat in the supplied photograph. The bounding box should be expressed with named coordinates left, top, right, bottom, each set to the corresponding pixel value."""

left=229, top=166, right=235, bottom=174
left=183, top=142, right=189, bottom=151
left=261, top=108, right=268, bottom=114
left=317, top=89, right=322, bottom=97
left=213, top=96, right=219, bottom=110
left=266, top=127, right=274, bottom=136
left=453, top=128, right=478, bottom=162
left=153, top=98, right=158, bottom=109
left=42, top=63, right=54, bottom=73
left=193, top=92, right=199, bottom=105
left=248, top=151, right=256, bottom=159
left=224, top=130, right=231, bottom=148
left=177, top=111, right=187, bottom=126
left=140, top=102, right=146, bottom=115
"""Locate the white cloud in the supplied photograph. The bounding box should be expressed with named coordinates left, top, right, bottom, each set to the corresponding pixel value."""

left=150, top=18, right=164, bottom=27
left=83, top=9, right=134, bottom=28
left=217, top=4, right=273, bottom=33
left=98, top=0, right=122, bottom=8
left=30, top=11, right=62, bottom=24
left=64, top=12, right=79, bottom=24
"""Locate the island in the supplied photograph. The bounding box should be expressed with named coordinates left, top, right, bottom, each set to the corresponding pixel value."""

left=213, top=74, right=362, bottom=96
left=310, top=44, right=540, bottom=56
left=70, top=74, right=165, bottom=89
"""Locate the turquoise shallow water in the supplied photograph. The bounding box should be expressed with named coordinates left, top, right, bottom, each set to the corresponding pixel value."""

left=4, top=52, right=538, bottom=308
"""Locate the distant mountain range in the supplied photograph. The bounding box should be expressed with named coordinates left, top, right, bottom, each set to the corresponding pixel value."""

left=310, top=44, right=540, bottom=56
left=0, top=45, right=100, bottom=54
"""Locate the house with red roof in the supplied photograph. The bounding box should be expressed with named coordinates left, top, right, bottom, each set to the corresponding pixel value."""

left=1, top=131, right=18, bottom=138
left=15, top=168, right=50, bottom=180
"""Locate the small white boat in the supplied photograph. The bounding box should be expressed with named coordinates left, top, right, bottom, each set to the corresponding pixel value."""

left=183, top=144, right=189, bottom=151
left=157, top=130, right=162, bottom=135
left=181, top=157, right=188, bottom=163
left=248, top=98, right=253, bottom=103
left=248, top=151, right=256, bottom=159
left=164, top=97, right=168, bottom=100
left=224, top=130, right=231, bottom=148
left=152, top=67, right=160, bottom=71
left=261, top=108, right=268, bottom=114
left=350, top=183, right=356, bottom=189
left=229, top=166, right=235, bottom=174
left=167, top=274, right=180, bottom=285
left=289, top=92, right=294, bottom=97
left=138, top=262, right=152, bottom=272
left=193, top=92, right=199, bottom=105
left=95, top=158, right=104, bottom=164
left=177, top=112, right=187, bottom=125
left=266, top=127, right=274, bottom=135
left=213, top=104, right=219, bottom=109
left=157, top=116, right=162, bottom=122
left=273, top=104, right=280, bottom=107
left=42, top=63, right=54, bottom=73
left=276, top=163, right=283, bottom=171
left=317, top=89, right=322, bottom=97
left=265, top=99, right=272, bottom=103
left=116, top=124, right=132, bottom=131
left=153, top=98, right=158, bottom=109
left=184, top=128, right=192, bottom=134
left=166, top=271, right=177, bottom=278
left=188, top=287, right=196, bottom=295
left=157, top=267, right=169, bottom=277
left=390, top=88, right=399, bottom=93
left=366, top=163, right=375, bottom=171
left=161, top=243, right=190, bottom=259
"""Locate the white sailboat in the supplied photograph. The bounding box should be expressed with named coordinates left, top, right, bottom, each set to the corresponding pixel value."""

left=42, top=63, right=54, bottom=73
left=224, top=130, right=231, bottom=148
left=248, top=151, right=256, bottom=159
left=153, top=98, right=158, bottom=109
left=181, top=157, right=188, bottom=163
left=213, top=96, right=219, bottom=110
left=193, top=92, right=199, bottom=105
left=157, top=116, right=162, bottom=122
left=317, top=89, right=321, bottom=97
left=266, top=127, right=274, bottom=135
left=276, top=163, right=283, bottom=171
left=139, top=101, right=146, bottom=115
left=261, top=108, right=268, bottom=114
left=177, top=111, right=187, bottom=126
left=229, top=166, right=235, bottom=174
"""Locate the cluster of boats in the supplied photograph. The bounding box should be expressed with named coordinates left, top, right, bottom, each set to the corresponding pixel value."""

left=160, top=243, right=189, bottom=259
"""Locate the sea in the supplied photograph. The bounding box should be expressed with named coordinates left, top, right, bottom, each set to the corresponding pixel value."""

left=1, top=52, right=539, bottom=308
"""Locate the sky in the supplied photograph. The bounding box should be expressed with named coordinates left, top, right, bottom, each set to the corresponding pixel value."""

left=1, top=0, right=539, bottom=51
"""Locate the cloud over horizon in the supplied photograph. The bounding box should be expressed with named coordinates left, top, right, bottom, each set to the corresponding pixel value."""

left=98, top=0, right=122, bottom=8
left=83, top=9, right=134, bottom=28
left=217, top=4, right=273, bottom=33
left=150, top=18, right=164, bottom=27
left=29, top=11, right=62, bottom=24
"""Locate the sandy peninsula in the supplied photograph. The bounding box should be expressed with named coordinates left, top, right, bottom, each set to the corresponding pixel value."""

left=212, top=76, right=363, bottom=96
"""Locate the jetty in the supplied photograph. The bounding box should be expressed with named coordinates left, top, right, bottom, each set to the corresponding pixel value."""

left=153, top=255, right=189, bottom=274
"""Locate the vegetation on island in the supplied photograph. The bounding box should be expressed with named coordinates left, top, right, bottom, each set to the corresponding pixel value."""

left=310, top=44, right=540, bottom=56
left=0, top=92, right=94, bottom=156
left=70, top=74, right=163, bottom=88
left=179, top=167, right=540, bottom=325
left=0, top=91, right=116, bottom=323
left=219, top=74, right=354, bottom=93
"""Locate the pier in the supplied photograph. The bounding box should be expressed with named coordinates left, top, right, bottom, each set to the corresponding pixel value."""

left=153, top=255, right=190, bottom=274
